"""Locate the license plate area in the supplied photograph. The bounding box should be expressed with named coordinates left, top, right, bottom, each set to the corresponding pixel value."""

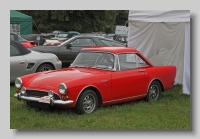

left=29, top=101, right=51, bottom=110
left=39, top=96, right=50, bottom=104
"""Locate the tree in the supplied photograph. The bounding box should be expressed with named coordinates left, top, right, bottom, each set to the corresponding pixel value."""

left=115, top=10, right=129, bottom=26
left=18, top=10, right=128, bottom=33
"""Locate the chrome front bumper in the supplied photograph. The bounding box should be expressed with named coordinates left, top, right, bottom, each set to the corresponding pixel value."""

left=14, top=93, right=73, bottom=106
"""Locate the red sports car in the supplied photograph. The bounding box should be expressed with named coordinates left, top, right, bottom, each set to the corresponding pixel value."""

left=14, top=46, right=176, bottom=114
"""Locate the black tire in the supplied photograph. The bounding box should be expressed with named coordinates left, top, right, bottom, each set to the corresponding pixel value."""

left=75, top=89, right=98, bottom=114
left=145, top=81, right=161, bottom=102
left=36, top=64, right=54, bottom=72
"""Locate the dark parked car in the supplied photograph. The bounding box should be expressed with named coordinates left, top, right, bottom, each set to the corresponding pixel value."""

left=29, top=35, right=126, bottom=67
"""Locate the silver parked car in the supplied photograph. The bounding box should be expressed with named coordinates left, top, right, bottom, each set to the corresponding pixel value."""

left=10, top=39, right=62, bottom=83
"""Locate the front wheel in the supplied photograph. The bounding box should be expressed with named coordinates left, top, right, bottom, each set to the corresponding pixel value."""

left=75, top=89, right=98, bottom=114
left=145, top=81, right=161, bottom=102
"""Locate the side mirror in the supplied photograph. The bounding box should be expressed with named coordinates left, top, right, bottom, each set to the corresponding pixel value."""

left=66, top=43, right=72, bottom=49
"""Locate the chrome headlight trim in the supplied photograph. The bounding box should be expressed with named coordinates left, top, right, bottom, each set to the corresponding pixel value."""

left=59, top=83, right=67, bottom=95
left=15, top=77, right=22, bottom=89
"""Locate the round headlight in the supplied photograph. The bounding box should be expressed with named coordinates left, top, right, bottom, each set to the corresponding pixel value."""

left=15, top=77, right=22, bottom=89
left=59, top=83, right=67, bottom=95
left=20, top=87, right=26, bottom=94
left=48, top=90, right=54, bottom=97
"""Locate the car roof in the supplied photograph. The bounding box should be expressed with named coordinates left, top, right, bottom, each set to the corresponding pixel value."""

left=76, top=34, right=105, bottom=37
left=81, top=46, right=154, bottom=66
left=73, top=35, right=125, bottom=44
left=74, top=35, right=121, bottom=41
left=81, top=46, right=139, bottom=54
left=59, top=31, right=80, bottom=34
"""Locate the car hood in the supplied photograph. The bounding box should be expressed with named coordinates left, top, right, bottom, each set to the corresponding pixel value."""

left=27, top=68, right=104, bottom=90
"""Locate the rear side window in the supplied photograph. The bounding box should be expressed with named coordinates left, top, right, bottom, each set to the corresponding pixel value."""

left=100, top=39, right=124, bottom=46
left=70, top=38, right=96, bottom=46
left=10, top=45, right=21, bottom=56
left=117, top=53, right=149, bottom=71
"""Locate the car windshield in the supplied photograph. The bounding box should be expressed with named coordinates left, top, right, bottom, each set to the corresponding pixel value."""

left=70, top=51, right=115, bottom=70
left=57, top=34, right=68, bottom=38
left=58, top=37, right=75, bottom=46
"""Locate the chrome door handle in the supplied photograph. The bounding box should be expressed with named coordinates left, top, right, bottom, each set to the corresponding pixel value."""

left=20, top=61, right=25, bottom=64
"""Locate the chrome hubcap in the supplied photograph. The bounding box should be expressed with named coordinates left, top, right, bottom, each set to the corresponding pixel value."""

left=149, top=85, right=159, bottom=101
left=83, top=94, right=96, bottom=113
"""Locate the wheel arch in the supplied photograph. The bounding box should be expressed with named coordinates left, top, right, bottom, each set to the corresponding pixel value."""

left=75, top=86, right=103, bottom=107
left=148, top=78, right=164, bottom=93
left=36, top=62, right=55, bottom=72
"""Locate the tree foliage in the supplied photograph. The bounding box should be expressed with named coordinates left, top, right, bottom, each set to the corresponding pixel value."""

left=18, top=10, right=128, bottom=33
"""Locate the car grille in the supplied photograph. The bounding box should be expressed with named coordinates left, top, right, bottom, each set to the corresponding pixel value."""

left=25, top=90, right=60, bottom=100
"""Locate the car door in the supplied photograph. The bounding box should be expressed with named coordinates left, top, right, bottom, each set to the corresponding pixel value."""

left=58, top=37, right=96, bottom=65
left=10, top=45, right=27, bottom=82
left=111, top=53, right=148, bottom=99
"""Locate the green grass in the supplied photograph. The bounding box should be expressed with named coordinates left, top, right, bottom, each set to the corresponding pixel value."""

left=10, top=85, right=190, bottom=130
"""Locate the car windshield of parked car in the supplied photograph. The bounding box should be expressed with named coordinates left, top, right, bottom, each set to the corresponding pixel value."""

left=57, top=34, right=68, bottom=38
left=71, top=51, right=114, bottom=70
left=58, top=37, right=75, bottom=46
left=53, top=31, right=63, bottom=33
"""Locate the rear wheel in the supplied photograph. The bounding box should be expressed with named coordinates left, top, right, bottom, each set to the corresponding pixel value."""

left=36, top=64, right=54, bottom=72
left=145, top=81, right=161, bottom=102
left=75, top=89, right=98, bottom=114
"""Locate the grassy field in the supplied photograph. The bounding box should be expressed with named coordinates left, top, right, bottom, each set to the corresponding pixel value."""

left=10, top=84, right=190, bottom=130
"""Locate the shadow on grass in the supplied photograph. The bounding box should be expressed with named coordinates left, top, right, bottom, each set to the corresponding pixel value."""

left=25, top=103, right=75, bottom=115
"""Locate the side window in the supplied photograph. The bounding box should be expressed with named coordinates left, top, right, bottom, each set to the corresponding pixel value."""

left=137, top=55, right=149, bottom=67
left=100, top=39, right=124, bottom=46
left=70, top=39, right=79, bottom=45
left=70, top=38, right=96, bottom=46
left=117, top=53, right=149, bottom=71
left=10, top=45, right=20, bottom=56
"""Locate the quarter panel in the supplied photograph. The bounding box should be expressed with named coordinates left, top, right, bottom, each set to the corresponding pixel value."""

left=143, top=66, right=176, bottom=92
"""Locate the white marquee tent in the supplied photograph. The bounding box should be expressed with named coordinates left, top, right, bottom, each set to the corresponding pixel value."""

left=128, top=10, right=190, bottom=95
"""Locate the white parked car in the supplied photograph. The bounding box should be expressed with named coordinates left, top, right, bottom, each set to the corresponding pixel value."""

left=10, top=39, right=62, bottom=83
